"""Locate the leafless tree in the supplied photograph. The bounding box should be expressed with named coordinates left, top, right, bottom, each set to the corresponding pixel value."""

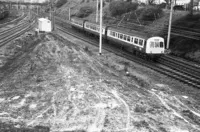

left=148, top=0, right=155, bottom=5
left=164, top=0, right=172, bottom=5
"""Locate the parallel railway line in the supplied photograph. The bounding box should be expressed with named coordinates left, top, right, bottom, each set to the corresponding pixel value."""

left=0, top=15, right=36, bottom=47
left=0, top=12, right=27, bottom=28
left=55, top=18, right=200, bottom=88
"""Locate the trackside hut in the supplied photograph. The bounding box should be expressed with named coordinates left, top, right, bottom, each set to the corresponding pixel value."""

left=38, top=18, right=52, bottom=32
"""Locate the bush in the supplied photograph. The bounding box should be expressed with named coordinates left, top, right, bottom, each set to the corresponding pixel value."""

left=76, top=6, right=93, bottom=18
left=157, top=2, right=166, bottom=9
left=109, top=1, right=138, bottom=17
left=55, top=0, right=68, bottom=8
left=98, top=1, right=106, bottom=10
left=139, top=6, right=163, bottom=21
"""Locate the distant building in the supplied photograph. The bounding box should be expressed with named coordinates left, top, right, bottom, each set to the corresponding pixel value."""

left=125, top=0, right=191, bottom=5
left=175, top=0, right=190, bottom=5
left=0, top=0, right=47, bottom=3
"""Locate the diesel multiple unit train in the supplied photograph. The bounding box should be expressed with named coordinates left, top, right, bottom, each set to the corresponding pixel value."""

left=70, top=17, right=166, bottom=60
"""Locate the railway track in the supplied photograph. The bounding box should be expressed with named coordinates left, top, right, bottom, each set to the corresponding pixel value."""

left=159, top=55, right=200, bottom=78
left=0, top=15, right=36, bottom=47
left=0, top=12, right=27, bottom=28
left=55, top=19, right=200, bottom=89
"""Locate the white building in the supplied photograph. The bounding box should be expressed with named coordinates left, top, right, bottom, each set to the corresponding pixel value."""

left=0, top=0, right=47, bottom=3
left=38, top=18, right=52, bottom=32
left=134, top=0, right=191, bottom=5
left=175, top=0, right=190, bottom=5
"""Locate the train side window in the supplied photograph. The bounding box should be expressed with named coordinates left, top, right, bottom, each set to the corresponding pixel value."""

left=131, top=37, right=134, bottom=42
left=127, top=36, right=130, bottom=42
left=134, top=38, right=138, bottom=44
left=120, top=34, right=123, bottom=39
left=139, top=39, right=143, bottom=46
left=112, top=31, right=115, bottom=36
left=150, top=42, right=154, bottom=48
left=115, top=33, right=118, bottom=38
left=124, top=35, right=127, bottom=40
left=160, top=42, right=164, bottom=48
left=155, top=42, right=159, bottom=48
left=110, top=31, right=112, bottom=36
left=113, top=31, right=115, bottom=36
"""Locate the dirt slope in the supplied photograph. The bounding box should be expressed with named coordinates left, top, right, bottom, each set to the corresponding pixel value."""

left=0, top=30, right=200, bottom=131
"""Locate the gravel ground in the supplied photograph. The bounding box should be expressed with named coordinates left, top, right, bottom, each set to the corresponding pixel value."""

left=0, top=31, right=199, bottom=132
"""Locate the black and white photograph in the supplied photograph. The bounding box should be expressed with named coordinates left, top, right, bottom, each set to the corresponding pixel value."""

left=0, top=0, right=200, bottom=131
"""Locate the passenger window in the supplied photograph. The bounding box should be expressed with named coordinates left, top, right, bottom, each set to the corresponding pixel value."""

left=131, top=37, right=134, bottom=42
left=127, top=36, right=130, bottom=42
left=150, top=42, right=154, bottom=48
left=112, top=31, right=115, bottom=37
left=155, top=42, right=159, bottom=48
left=115, top=33, right=118, bottom=37
left=134, top=38, right=138, bottom=44
left=124, top=35, right=127, bottom=40
left=120, top=34, right=123, bottom=39
left=110, top=31, right=113, bottom=36
left=139, top=39, right=143, bottom=46
left=160, top=42, right=164, bottom=48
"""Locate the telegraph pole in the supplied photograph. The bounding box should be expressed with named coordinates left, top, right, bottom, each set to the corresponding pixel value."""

left=28, top=0, right=31, bottom=20
left=166, top=0, right=173, bottom=49
left=99, top=0, right=103, bottom=55
left=69, top=7, right=71, bottom=20
left=17, top=0, right=19, bottom=10
left=96, top=0, right=99, bottom=23
left=49, top=0, right=55, bottom=31
left=10, top=2, right=11, bottom=10
left=190, top=0, right=194, bottom=15
left=49, top=0, right=51, bottom=20
left=37, top=5, right=39, bottom=15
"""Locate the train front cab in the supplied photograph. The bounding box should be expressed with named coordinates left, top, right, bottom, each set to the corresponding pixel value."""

left=146, top=37, right=165, bottom=60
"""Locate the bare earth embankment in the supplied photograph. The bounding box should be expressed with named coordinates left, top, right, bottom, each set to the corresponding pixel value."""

left=0, top=31, right=200, bottom=132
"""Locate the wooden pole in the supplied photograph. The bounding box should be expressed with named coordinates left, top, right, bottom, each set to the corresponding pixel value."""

left=190, top=0, right=194, bottom=15
left=37, top=5, right=38, bottom=15
left=167, top=0, right=173, bottom=49
left=69, top=8, right=71, bottom=20
left=96, top=0, right=98, bottom=23
left=99, top=0, right=103, bottom=55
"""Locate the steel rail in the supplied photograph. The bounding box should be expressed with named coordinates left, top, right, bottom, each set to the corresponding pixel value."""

left=0, top=12, right=27, bottom=28
left=0, top=16, right=29, bottom=35
left=0, top=16, right=36, bottom=47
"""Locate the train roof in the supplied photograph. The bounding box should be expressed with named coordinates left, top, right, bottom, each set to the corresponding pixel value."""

left=107, top=26, right=150, bottom=39
left=71, top=17, right=86, bottom=22
left=85, top=21, right=107, bottom=28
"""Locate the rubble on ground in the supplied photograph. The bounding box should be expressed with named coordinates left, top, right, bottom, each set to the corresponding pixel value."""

left=0, top=33, right=199, bottom=132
